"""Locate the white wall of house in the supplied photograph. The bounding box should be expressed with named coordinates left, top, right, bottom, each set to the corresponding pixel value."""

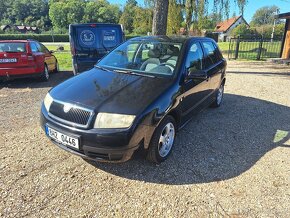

left=218, top=16, right=248, bottom=42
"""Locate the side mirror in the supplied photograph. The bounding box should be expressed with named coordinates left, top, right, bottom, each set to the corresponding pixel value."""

left=49, top=50, right=54, bottom=54
left=187, top=68, right=208, bottom=80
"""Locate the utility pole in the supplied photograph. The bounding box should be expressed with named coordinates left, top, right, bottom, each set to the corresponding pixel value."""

left=271, top=9, right=279, bottom=42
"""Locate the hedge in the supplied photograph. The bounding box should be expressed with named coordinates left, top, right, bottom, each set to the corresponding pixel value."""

left=0, top=34, right=140, bottom=42
left=0, top=34, right=69, bottom=42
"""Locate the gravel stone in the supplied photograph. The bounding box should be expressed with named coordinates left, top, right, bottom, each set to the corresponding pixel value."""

left=0, top=61, right=289, bottom=217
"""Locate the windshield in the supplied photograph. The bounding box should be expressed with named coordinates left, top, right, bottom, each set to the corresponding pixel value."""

left=98, top=40, right=182, bottom=77
left=0, top=42, right=26, bottom=52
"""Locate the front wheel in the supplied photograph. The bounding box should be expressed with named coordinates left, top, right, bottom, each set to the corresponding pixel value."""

left=211, top=83, right=224, bottom=108
left=39, top=65, right=49, bottom=82
left=53, top=61, right=59, bottom=73
left=147, top=116, right=176, bottom=164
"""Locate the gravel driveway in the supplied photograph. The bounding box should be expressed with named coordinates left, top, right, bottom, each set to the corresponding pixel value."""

left=0, top=61, right=289, bottom=217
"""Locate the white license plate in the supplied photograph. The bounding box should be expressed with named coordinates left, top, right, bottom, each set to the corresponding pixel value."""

left=0, top=58, right=17, bottom=63
left=46, top=126, right=79, bottom=150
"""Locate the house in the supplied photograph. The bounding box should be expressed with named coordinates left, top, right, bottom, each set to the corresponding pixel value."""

left=215, top=15, right=249, bottom=42
left=276, top=12, right=290, bottom=59
left=0, top=25, right=39, bottom=33
left=0, top=24, right=15, bottom=32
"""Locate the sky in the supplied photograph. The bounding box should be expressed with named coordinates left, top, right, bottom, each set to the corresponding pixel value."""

left=108, top=0, right=290, bottom=22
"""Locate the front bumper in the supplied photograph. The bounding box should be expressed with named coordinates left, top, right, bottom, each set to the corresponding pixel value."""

left=40, top=105, right=154, bottom=162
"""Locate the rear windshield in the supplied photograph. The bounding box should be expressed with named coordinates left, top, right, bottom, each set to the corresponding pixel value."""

left=0, top=42, right=26, bottom=52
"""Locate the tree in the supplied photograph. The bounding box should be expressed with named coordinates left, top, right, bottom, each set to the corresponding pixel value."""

left=133, top=7, right=153, bottom=34
left=119, top=0, right=138, bottom=34
left=231, top=23, right=256, bottom=36
left=167, top=0, right=183, bottom=35
left=251, top=6, right=280, bottom=26
left=152, top=0, right=169, bottom=35
left=183, top=0, right=248, bottom=33
left=0, top=0, right=50, bottom=31
left=49, top=0, right=120, bottom=32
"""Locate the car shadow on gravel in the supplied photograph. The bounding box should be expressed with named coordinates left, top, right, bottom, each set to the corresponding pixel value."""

left=90, top=94, right=290, bottom=185
left=0, top=71, right=73, bottom=89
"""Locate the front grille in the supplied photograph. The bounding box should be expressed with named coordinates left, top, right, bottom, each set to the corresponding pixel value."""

left=49, top=101, right=92, bottom=126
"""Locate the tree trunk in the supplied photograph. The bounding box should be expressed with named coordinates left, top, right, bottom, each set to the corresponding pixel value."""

left=152, top=0, right=169, bottom=35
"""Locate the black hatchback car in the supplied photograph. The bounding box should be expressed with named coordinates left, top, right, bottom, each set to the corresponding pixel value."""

left=41, top=36, right=226, bottom=164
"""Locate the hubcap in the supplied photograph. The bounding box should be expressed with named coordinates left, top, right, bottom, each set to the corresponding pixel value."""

left=217, top=85, right=224, bottom=105
left=158, top=122, right=175, bottom=157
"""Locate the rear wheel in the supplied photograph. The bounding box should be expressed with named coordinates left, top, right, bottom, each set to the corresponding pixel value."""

left=147, top=116, right=176, bottom=164
left=211, top=82, right=224, bottom=108
left=40, top=65, right=49, bottom=82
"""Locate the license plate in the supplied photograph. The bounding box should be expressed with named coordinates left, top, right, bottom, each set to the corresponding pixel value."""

left=0, top=58, right=17, bottom=63
left=45, top=126, right=79, bottom=150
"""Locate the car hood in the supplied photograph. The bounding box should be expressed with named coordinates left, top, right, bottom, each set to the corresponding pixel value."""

left=50, top=68, right=173, bottom=115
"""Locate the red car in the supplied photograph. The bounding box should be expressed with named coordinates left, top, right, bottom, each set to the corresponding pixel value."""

left=0, top=40, right=58, bottom=81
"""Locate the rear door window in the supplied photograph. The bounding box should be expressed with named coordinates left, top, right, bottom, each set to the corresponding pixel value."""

left=0, top=42, right=26, bottom=52
left=201, top=41, right=217, bottom=68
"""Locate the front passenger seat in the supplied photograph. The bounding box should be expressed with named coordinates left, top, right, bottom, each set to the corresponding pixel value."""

left=140, top=48, right=161, bottom=71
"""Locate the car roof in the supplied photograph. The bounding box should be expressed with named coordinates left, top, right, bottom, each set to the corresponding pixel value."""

left=0, top=39, right=38, bottom=43
left=70, top=23, right=121, bottom=27
left=129, top=36, right=215, bottom=44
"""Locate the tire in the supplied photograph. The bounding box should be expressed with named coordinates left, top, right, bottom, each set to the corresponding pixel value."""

left=211, top=82, right=224, bottom=108
left=53, top=61, right=59, bottom=73
left=146, top=115, right=176, bottom=164
left=40, top=64, right=49, bottom=82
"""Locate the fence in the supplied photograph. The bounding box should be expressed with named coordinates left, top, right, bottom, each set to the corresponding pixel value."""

left=228, top=35, right=282, bottom=60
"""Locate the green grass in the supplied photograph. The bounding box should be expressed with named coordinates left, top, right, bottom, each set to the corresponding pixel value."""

left=43, top=43, right=71, bottom=52
left=53, top=52, right=72, bottom=71
left=43, top=43, right=72, bottom=71
left=217, top=42, right=229, bottom=52
left=219, top=41, right=281, bottom=60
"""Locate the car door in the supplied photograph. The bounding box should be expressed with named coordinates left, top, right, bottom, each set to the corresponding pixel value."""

left=30, top=42, right=45, bottom=71
left=180, top=41, right=211, bottom=120
left=38, top=43, right=55, bottom=71
left=201, top=41, right=225, bottom=92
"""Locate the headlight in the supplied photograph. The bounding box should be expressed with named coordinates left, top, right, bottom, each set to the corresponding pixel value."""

left=94, top=113, right=135, bottom=129
left=43, top=92, right=53, bottom=112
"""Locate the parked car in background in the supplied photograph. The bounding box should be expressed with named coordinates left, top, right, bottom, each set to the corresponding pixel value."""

left=0, top=40, right=58, bottom=82
left=69, top=23, right=125, bottom=75
left=41, top=36, right=226, bottom=164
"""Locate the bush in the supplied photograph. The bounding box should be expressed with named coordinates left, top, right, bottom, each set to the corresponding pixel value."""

left=231, top=24, right=257, bottom=37
left=0, top=34, right=69, bottom=42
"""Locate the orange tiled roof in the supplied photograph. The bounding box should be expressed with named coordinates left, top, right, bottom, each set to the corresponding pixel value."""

left=215, top=16, right=242, bottom=32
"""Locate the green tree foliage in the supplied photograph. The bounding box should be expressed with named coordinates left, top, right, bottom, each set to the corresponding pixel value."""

left=119, top=0, right=138, bottom=34
left=49, top=0, right=120, bottom=32
left=250, top=6, right=280, bottom=26
left=184, top=0, right=248, bottom=33
left=255, top=23, right=285, bottom=38
left=133, top=7, right=153, bottom=35
left=167, top=0, right=183, bottom=35
left=231, top=23, right=256, bottom=36
left=0, top=0, right=50, bottom=31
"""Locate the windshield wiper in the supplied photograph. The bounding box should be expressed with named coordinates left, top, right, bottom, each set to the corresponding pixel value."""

left=113, top=69, right=155, bottom=78
left=94, top=65, right=111, bottom=72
